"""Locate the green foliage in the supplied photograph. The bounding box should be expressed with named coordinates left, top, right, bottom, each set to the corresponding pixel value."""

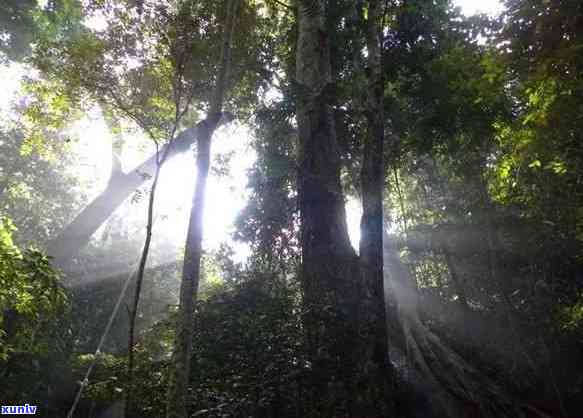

left=0, top=0, right=40, bottom=61
left=1, top=0, right=583, bottom=415
left=377, top=2, right=583, bottom=409
left=0, top=215, right=72, bottom=402
left=76, top=272, right=304, bottom=418
left=0, top=217, right=69, bottom=356
left=188, top=274, right=304, bottom=417
left=20, top=77, right=84, bottom=158
left=488, top=0, right=583, bottom=266
left=25, top=0, right=280, bottom=142
left=558, top=294, right=583, bottom=335
left=235, top=100, right=299, bottom=273
left=74, top=352, right=127, bottom=404
left=0, top=125, right=82, bottom=247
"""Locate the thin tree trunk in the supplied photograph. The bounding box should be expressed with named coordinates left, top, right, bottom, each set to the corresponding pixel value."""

left=357, top=0, right=392, bottom=414
left=125, top=63, right=197, bottom=417
left=125, top=143, right=165, bottom=418
left=442, top=243, right=469, bottom=311
left=477, top=169, right=517, bottom=320
left=393, top=167, right=408, bottom=232
left=166, top=1, right=237, bottom=417
left=295, top=1, right=360, bottom=415
left=442, top=242, right=472, bottom=343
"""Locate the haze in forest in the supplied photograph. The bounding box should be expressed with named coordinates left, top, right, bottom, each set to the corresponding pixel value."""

left=0, top=0, right=503, bottom=265
left=0, top=0, right=581, bottom=418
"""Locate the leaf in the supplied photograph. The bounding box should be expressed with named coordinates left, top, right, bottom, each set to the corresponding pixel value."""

left=528, top=159, right=541, bottom=169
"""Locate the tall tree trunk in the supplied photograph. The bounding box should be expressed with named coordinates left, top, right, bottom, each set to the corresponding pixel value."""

left=46, top=124, right=210, bottom=266
left=295, top=1, right=360, bottom=415
left=357, top=0, right=392, bottom=414
left=166, top=1, right=237, bottom=417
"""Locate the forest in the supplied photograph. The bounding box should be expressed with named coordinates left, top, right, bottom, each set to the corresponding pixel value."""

left=0, top=0, right=582, bottom=417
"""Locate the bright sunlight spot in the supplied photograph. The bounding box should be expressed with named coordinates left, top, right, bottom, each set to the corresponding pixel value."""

left=70, top=110, right=255, bottom=264
left=453, top=0, right=504, bottom=16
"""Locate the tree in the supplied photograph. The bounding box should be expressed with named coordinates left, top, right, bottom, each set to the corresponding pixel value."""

left=3, top=0, right=583, bottom=416
left=356, top=0, right=392, bottom=413
left=168, top=0, right=238, bottom=417
left=295, top=1, right=381, bottom=415
left=47, top=124, right=204, bottom=266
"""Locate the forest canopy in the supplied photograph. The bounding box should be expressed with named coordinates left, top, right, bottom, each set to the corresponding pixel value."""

left=0, top=0, right=582, bottom=417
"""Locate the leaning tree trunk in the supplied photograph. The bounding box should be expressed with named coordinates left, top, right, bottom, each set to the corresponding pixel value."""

left=356, top=0, right=392, bottom=415
left=46, top=124, right=211, bottom=267
left=166, top=1, right=238, bottom=417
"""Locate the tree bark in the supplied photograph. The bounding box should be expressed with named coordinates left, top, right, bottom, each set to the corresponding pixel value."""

left=166, top=121, right=215, bottom=418
left=295, top=1, right=361, bottom=415
left=166, top=1, right=238, bottom=417
left=357, top=0, right=392, bottom=414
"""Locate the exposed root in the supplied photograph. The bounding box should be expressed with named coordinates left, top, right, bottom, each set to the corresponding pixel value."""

left=385, top=241, right=524, bottom=418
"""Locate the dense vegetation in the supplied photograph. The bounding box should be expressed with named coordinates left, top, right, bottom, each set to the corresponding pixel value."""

left=0, top=0, right=582, bottom=417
